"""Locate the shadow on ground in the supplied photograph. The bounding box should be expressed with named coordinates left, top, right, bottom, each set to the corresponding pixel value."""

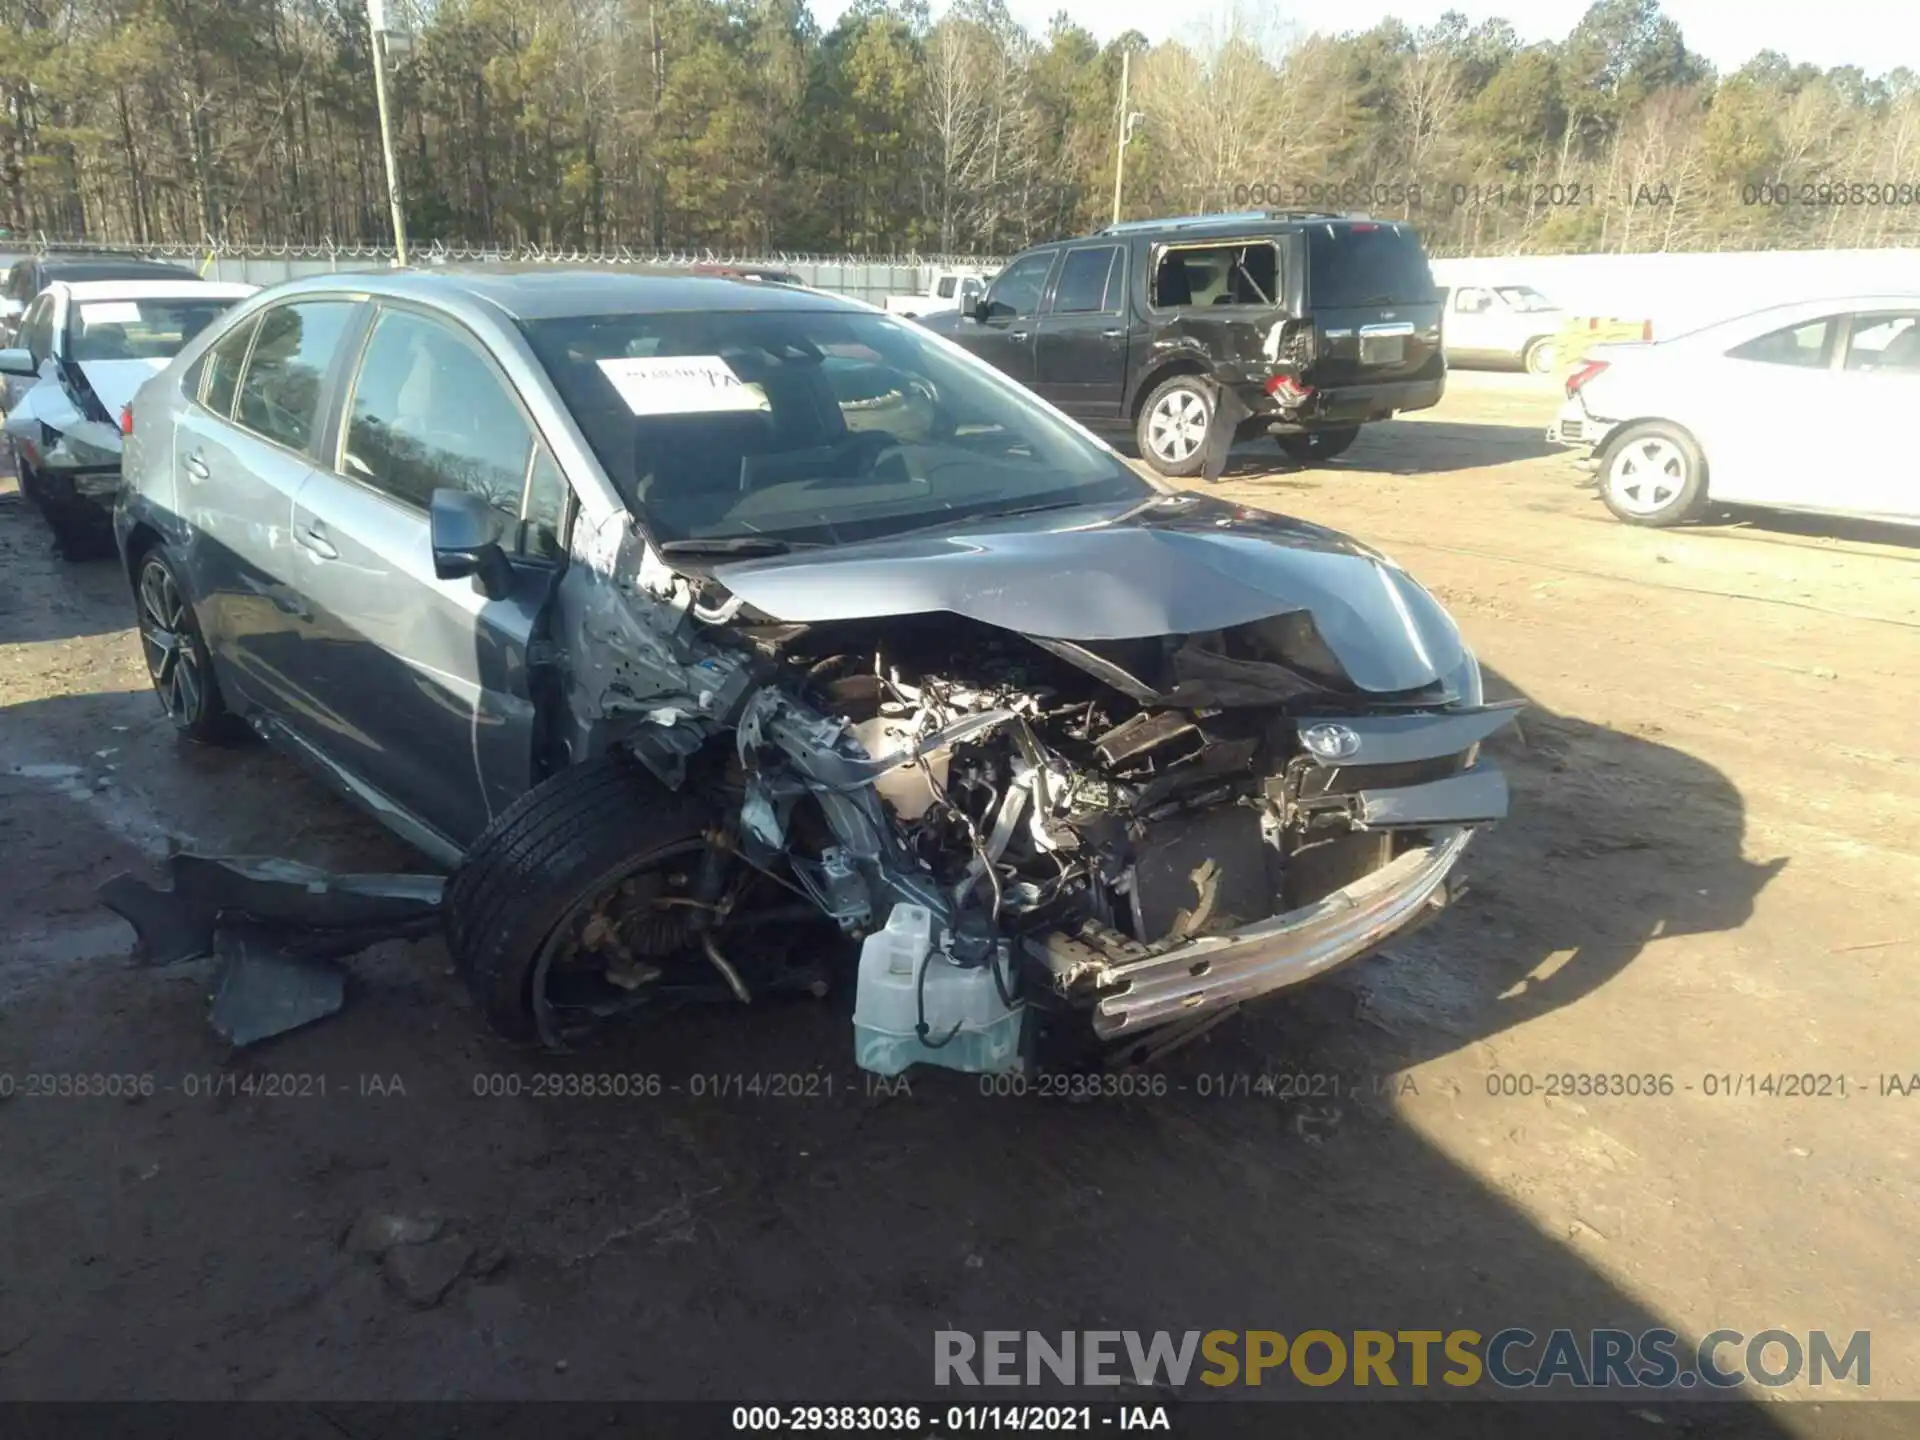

left=1708, top=504, right=1920, bottom=551
left=0, top=645, right=1814, bottom=1435
left=0, top=485, right=133, bottom=647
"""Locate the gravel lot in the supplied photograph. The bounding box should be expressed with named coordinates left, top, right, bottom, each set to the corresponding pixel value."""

left=1, top=371, right=1915, bottom=1427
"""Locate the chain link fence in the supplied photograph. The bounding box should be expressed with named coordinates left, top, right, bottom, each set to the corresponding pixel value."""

left=4, top=236, right=1008, bottom=306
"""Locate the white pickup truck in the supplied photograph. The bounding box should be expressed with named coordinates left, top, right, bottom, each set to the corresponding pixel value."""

left=883, top=268, right=996, bottom=320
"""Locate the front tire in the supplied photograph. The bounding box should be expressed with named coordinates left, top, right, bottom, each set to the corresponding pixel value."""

left=444, top=753, right=721, bottom=1044
left=1277, top=427, right=1360, bottom=464
left=1599, top=421, right=1708, bottom=527
left=1523, top=337, right=1557, bottom=375
left=1136, top=375, right=1214, bottom=478
left=134, top=545, right=240, bottom=742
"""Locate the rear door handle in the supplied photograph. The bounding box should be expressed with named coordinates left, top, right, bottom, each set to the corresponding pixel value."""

left=1100, top=328, right=1124, bottom=338
left=183, top=452, right=209, bottom=480
left=295, top=523, right=338, bottom=561
left=1009, top=330, right=1029, bottom=341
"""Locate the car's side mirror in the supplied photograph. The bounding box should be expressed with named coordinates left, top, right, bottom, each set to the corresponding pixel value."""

left=971, top=295, right=993, bottom=323
left=429, top=487, right=513, bottom=600
left=0, top=347, right=37, bottom=378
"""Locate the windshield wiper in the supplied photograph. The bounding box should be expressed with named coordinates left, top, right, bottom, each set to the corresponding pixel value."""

left=657, top=536, right=819, bottom=558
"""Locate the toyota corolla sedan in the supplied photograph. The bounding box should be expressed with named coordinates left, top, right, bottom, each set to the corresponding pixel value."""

left=117, top=268, right=1516, bottom=1061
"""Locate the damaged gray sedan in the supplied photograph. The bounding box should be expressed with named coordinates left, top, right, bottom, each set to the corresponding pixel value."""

left=115, top=269, right=1516, bottom=1068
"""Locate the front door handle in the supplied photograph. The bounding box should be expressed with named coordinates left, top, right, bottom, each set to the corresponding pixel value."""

left=1009, top=330, right=1029, bottom=341
left=1100, top=328, right=1124, bottom=338
left=183, top=452, right=210, bottom=480
left=294, top=524, right=338, bottom=561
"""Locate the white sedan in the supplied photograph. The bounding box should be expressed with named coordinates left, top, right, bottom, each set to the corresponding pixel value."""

left=1, top=277, right=255, bottom=551
left=1547, top=294, right=1920, bottom=527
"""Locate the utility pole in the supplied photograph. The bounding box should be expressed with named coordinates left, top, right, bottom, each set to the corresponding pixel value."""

left=1110, top=50, right=1130, bottom=226
left=369, top=0, right=408, bottom=266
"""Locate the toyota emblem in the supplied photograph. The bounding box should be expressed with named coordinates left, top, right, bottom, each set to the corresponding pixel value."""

left=1301, top=723, right=1362, bottom=760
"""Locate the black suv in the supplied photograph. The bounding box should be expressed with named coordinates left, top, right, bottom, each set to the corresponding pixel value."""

left=920, top=211, right=1445, bottom=477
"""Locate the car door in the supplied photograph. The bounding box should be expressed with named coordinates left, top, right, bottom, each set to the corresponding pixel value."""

left=1698, top=314, right=1842, bottom=505
left=1823, top=310, right=1920, bottom=521
left=1444, top=286, right=1498, bottom=361
left=287, top=302, right=571, bottom=850
left=963, top=249, right=1057, bottom=386
left=1033, top=243, right=1129, bottom=418
left=174, top=298, right=363, bottom=718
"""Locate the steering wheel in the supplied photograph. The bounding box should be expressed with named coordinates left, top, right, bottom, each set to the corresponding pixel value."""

left=903, top=375, right=957, bottom=440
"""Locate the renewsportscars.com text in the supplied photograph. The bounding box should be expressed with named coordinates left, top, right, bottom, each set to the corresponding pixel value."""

left=934, top=1328, right=1870, bottom=1392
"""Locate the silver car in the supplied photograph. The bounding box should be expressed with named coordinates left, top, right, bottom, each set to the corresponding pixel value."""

left=116, top=268, right=1516, bottom=1058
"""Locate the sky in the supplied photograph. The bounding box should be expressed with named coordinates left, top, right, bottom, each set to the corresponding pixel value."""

left=804, top=0, right=1919, bottom=78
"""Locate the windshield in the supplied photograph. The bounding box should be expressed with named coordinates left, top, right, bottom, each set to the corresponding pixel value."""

left=1495, top=286, right=1557, bottom=313
left=1305, top=223, right=1436, bottom=308
left=520, top=308, right=1150, bottom=547
left=68, top=296, right=236, bottom=362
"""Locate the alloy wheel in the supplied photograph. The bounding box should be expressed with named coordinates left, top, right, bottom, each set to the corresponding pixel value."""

left=1146, top=386, right=1210, bottom=465
left=137, top=559, right=204, bottom=725
left=1606, top=436, right=1688, bottom=516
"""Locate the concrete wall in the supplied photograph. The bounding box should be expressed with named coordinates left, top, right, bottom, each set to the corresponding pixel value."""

left=1431, top=249, right=1920, bottom=338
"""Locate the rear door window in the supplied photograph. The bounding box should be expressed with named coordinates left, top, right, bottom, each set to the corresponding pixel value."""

left=1052, top=245, right=1123, bottom=314
left=234, top=300, right=357, bottom=451
left=1305, top=223, right=1436, bottom=307
left=1727, top=318, right=1836, bottom=369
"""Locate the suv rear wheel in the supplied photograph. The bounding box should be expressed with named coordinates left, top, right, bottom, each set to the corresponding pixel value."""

left=1277, top=427, right=1359, bottom=464
left=1136, top=376, right=1214, bottom=478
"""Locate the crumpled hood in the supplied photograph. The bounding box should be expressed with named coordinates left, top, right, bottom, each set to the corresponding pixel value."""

left=709, top=496, right=1469, bottom=694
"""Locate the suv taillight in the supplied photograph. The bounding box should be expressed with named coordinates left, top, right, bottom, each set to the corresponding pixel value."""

left=1565, top=360, right=1608, bottom=398
left=1266, top=374, right=1314, bottom=402
left=119, top=404, right=135, bottom=436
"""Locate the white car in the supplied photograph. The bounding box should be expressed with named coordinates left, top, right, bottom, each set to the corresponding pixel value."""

left=1, top=277, right=255, bottom=551
left=1548, top=294, right=1920, bottom=527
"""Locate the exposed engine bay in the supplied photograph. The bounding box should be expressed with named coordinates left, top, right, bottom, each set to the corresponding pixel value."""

left=552, top=500, right=1521, bottom=1059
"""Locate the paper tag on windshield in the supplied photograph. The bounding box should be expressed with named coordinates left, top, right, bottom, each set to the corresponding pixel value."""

left=596, top=355, right=770, bottom=416
left=80, top=301, right=143, bottom=325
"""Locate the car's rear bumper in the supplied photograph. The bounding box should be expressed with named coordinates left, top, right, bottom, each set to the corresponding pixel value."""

left=1245, top=374, right=1447, bottom=432
left=1084, top=825, right=1476, bottom=1037
left=27, top=458, right=121, bottom=515
left=1547, top=398, right=1616, bottom=470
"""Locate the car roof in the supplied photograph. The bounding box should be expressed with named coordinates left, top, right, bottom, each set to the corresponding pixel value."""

left=35, top=257, right=200, bottom=282
left=1669, top=293, right=1920, bottom=344
left=61, top=279, right=255, bottom=302
left=1090, top=213, right=1398, bottom=241
left=265, top=266, right=870, bottom=321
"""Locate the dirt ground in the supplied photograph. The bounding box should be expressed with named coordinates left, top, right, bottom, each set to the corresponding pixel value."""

left=1, top=371, right=1916, bottom=1427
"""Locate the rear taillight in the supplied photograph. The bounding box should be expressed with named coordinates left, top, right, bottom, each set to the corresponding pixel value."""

left=1565, top=360, right=1609, bottom=398
left=119, top=404, right=134, bottom=436
left=1266, top=373, right=1314, bottom=403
